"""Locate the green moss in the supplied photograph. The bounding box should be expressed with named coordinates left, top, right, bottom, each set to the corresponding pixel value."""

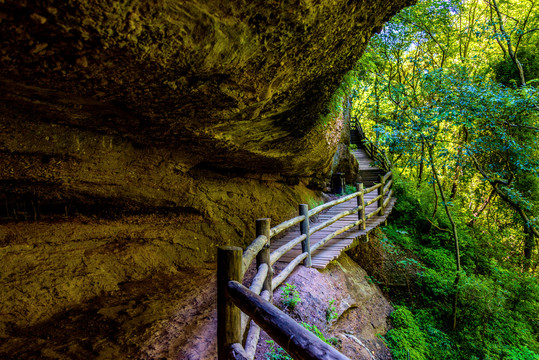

left=385, top=306, right=429, bottom=360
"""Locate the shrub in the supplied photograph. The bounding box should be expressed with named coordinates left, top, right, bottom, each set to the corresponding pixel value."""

left=326, top=299, right=339, bottom=323
left=264, top=340, right=292, bottom=360
left=265, top=323, right=339, bottom=360
left=385, top=306, right=429, bottom=360
left=342, top=184, right=357, bottom=195
left=301, top=322, right=339, bottom=346
left=281, top=283, right=301, bottom=309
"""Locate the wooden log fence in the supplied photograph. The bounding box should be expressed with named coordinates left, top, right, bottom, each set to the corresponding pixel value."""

left=353, top=121, right=391, bottom=172
left=217, top=167, right=394, bottom=359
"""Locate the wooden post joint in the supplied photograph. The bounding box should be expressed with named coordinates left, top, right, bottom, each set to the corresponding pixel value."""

left=217, top=246, right=243, bottom=360
left=256, top=218, right=273, bottom=303
left=378, top=174, right=385, bottom=216
left=299, top=204, right=312, bottom=267
left=357, top=183, right=366, bottom=231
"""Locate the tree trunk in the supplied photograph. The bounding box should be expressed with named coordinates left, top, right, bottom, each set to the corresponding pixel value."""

left=470, top=153, right=539, bottom=271
left=491, top=0, right=526, bottom=86
left=468, top=189, right=496, bottom=227
left=427, top=143, right=461, bottom=331
left=431, top=173, right=439, bottom=219
left=450, top=142, right=463, bottom=199
left=418, top=141, right=425, bottom=188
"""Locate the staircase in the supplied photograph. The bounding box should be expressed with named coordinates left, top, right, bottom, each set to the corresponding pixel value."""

left=350, top=127, right=386, bottom=186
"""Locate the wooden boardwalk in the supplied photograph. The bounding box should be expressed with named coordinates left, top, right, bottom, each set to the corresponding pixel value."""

left=352, top=148, right=381, bottom=171
left=270, top=146, right=396, bottom=269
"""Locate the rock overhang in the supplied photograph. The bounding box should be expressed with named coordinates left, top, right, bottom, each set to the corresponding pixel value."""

left=0, top=0, right=414, bottom=177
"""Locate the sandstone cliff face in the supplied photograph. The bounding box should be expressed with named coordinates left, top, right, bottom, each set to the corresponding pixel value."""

left=0, top=0, right=413, bottom=357
left=0, top=0, right=410, bottom=185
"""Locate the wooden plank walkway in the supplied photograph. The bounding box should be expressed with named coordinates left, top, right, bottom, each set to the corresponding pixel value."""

left=351, top=148, right=381, bottom=171
left=270, top=145, right=396, bottom=269
left=270, top=196, right=396, bottom=269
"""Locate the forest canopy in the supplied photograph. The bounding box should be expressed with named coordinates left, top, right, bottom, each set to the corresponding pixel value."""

left=346, top=0, right=539, bottom=358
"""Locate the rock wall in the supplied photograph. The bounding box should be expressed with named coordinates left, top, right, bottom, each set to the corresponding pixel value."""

left=0, top=178, right=318, bottom=358
left=0, top=0, right=413, bottom=182
left=0, top=0, right=414, bottom=357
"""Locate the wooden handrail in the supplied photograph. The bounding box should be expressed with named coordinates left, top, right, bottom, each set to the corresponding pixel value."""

left=310, top=219, right=362, bottom=253
left=307, top=182, right=381, bottom=218
left=378, top=174, right=386, bottom=216
left=272, top=252, right=309, bottom=290
left=366, top=207, right=382, bottom=220
left=256, top=219, right=272, bottom=302
left=249, top=264, right=269, bottom=295
left=299, top=204, right=311, bottom=267
left=383, top=179, right=393, bottom=194
left=365, top=194, right=383, bottom=207
left=383, top=189, right=393, bottom=208
left=227, top=281, right=352, bottom=360
left=243, top=290, right=271, bottom=360
left=241, top=263, right=270, bottom=336
left=217, top=125, right=395, bottom=359
left=364, top=182, right=382, bottom=194
left=229, top=343, right=248, bottom=360
left=270, top=233, right=307, bottom=265
left=217, top=247, right=243, bottom=359
left=358, top=183, right=366, bottom=231
left=270, top=215, right=305, bottom=238
left=242, top=235, right=267, bottom=276
left=352, top=122, right=391, bottom=171
left=308, top=191, right=360, bottom=217
left=309, top=206, right=361, bottom=235
left=382, top=171, right=393, bottom=183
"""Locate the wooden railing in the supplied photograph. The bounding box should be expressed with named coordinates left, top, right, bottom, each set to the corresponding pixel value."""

left=352, top=121, right=391, bottom=172
left=217, top=171, right=393, bottom=360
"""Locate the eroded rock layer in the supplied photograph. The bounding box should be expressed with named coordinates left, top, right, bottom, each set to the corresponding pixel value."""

left=1, top=0, right=411, bottom=180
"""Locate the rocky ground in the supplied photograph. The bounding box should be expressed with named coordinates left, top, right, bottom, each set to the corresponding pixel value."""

left=256, top=253, right=394, bottom=360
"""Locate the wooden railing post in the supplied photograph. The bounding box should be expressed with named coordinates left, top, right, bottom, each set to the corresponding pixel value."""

left=217, top=246, right=243, bottom=360
left=256, top=218, right=273, bottom=302
left=357, top=183, right=366, bottom=230
left=299, top=204, right=312, bottom=267
left=379, top=174, right=386, bottom=216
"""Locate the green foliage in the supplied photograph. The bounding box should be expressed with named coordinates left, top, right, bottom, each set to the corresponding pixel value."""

left=379, top=176, right=539, bottom=359
left=349, top=143, right=358, bottom=150
left=307, top=197, right=324, bottom=209
left=383, top=226, right=416, bottom=251
left=264, top=322, right=340, bottom=360
left=391, top=176, right=435, bottom=225
left=281, top=283, right=301, bottom=309
left=342, top=184, right=357, bottom=195
left=385, top=306, right=429, bottom=360
left=346, top=1, right=539, bottom=358
left=264, top=340, right=292, bottom=360
left=502, top=346, right=539, bottom=360
left=300, top=322, right=339, bottom=346
left=326, top=299, right=338, bottom=323
left=419, top=247, right=456, bottom=272
left=493, top=47, right=539, bottom=86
